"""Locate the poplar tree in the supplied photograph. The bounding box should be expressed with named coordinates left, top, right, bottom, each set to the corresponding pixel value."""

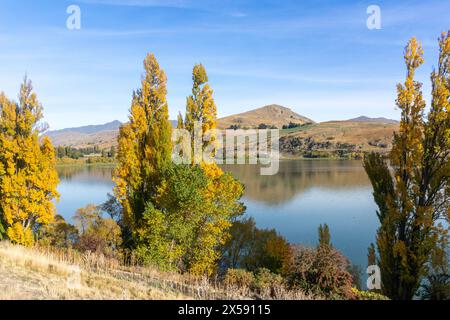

left=364, top=33, right=450, bottom=300
left=0, top=78, right=59, bottom=246
left=185, top=64, right=218, bottom=163
left=181, top=64, right=244, bottom=275
left=114, top=54, right=172, bottom=232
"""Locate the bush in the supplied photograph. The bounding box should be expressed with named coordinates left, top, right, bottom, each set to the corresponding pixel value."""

left=352, top=288, right=389, bottom=300
left=221, top=217, right=292, bottom=274
left=38, top=215, right=79, bottom=248
left=284, top=245, right=355, bottom=299
left=251, top=268, right=285, bottom=298
left=224, top=268, right=254, bottom=289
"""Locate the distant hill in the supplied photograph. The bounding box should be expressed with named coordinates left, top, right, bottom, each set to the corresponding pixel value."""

left=45, top=120, right=123, bottom=149
left=48, top=120, right=123, bottom=135
left=345, top=116, right=398, bottom=124
left=45, top=106, right=399, bottom=158
left=217, top=104, right=315, bottom=129
left=45, top=120, right=178, bottom=149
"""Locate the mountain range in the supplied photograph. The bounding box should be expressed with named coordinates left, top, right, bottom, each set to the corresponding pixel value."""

left=45, top=104, right=399, bottom=156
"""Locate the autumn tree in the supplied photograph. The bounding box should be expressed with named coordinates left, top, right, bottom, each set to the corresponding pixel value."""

left=364, top=33, right=450, bottom=300
left=318, top=224, right=331, bottom=247
left=113, top=53, right=172, bottom=235
left=73, top=204, right=122, bottom=257
left=184, top=63, right=218, bottom=163
left=38, top=215, right=79, bottom=248
left=114, top=57, right=244, bottom=275
left=180, top=64, right=244, bottom=275
left=221, top=217, right=291, bottom=274
left=0, top=78, right=59, bottom=246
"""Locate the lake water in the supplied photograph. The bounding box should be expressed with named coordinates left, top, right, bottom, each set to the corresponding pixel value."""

left=56, top=160, right=379, bottom=269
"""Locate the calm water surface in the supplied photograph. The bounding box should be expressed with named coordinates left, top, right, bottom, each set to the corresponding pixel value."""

left=56, top=160, right=379, bottom=268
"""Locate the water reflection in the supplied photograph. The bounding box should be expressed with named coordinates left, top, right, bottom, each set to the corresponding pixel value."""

left=56, top=161, right=378, bottom=268
left=222, top=160, right=371, bottom=205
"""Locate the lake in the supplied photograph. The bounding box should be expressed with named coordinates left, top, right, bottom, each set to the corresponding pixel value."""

left=56, top=160, right=379, bottom=270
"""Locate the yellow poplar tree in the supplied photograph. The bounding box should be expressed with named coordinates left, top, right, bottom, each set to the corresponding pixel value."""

left=181, top=64, right=244, bottom=275
left=0, top=78, right=59, bottom=246
left=113, top=54, right=172, bottom=233
left=364, top=34, right=450, bottom=300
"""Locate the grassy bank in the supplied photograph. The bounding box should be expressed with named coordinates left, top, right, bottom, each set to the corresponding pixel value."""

left=0, top=242, right=316, bottom=300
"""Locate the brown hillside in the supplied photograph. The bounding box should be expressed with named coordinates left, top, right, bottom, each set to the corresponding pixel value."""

left=217, top=104, right=314, bottom=129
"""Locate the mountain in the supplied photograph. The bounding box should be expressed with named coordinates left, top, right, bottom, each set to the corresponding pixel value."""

left=217, top=104, right=315, bottom=129
left=48, top=120, right=123, bottom=135
left=45, top=120, right=123, bottom=149
left=345, top=116, right=398, bottom=124
left=45, top=106, right=399, bottom=158
left=45, top=120, right=178, bottom=149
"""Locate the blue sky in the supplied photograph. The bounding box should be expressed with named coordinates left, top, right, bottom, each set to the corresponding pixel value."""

left=0, top=0, right=449, bottom=129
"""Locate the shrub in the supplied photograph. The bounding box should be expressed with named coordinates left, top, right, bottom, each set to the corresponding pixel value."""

left=38, top=215, right=79, bottom=248
left=221, top=217, right=292, bottom=274
left=352, top=288, right=389, bottom=300
left=285, top=245, right=355, bottom=299
left=224, top=268, right=254, bottom=289
left=251, top=268, right=285, bottom=298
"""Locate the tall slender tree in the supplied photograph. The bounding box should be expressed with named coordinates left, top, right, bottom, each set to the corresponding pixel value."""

left=364, top=33, right=450, bottom=300
left=185, top=64, right=218, bottom=163
left=114, top=54, right=172, bottom=234
left=181, top=64, right=244, bottom=275
left=0, top=78, right=59, bottom=246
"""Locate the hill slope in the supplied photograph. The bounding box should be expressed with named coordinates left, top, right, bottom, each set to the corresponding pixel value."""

left=345, top=116, right=398, bottom=124
left=280, top=120, right=398, bottom=158
left=218, top=104, right=314, bottom=129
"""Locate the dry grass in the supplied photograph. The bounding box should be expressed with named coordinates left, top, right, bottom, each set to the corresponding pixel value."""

left=0, top=242, right=193, bottom=299
left=0, top=242, right=317, bottom=300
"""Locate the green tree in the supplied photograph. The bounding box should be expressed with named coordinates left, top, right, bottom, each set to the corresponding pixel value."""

left=73, top=204, right=122, bottom=257
left=38, top=215, right=79, bottom=248
left=363, top=34, right=450, bottom=300
left=221, top=217, right=291, bottom=275
left=318, top=224, right=331, bottom=247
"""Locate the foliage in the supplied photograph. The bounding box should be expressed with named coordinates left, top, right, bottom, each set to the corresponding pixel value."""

left=251, top=268, right=284, bottom=295
left=367, top=243, right=376, bottom=266
left=114, top=53, right=173, bottom=231
left=282, top=122, right=304, bottom=130
left=347, top=264, right=363, bottom=290
left=113, top=55, right=244, bottom=276
left=0, top=78, right=59, bottom=246
left=420, top=224, right=450, bottom=300
left=363, top=33, right=450, bottom=300
left=73, top=204, right=122, bottom=257
left=221, top=217, right=291, bottom=274
left=351, top=288, right=389, bottom=300
left=38, top=215, right=79, bottom=248
left=284, top=244, right=355, bottom=299
left=55, top=145, right=101, bottom=159
left=223, top=268, right=255, bottom=289
left=184, top=63, right=218, bottom=163
left=318, top=223, right=331, bottom=247
left=134, top=164, right=244, bottom=275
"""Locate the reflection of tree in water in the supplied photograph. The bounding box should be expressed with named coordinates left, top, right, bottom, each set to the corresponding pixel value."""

left=221, top=160, right=371, bottom=205
left=57, top=165, right=115, bottom=185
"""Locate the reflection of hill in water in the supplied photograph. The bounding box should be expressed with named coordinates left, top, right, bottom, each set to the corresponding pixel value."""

left=221, top=160, right=371, bottom=205
left=57, top=161, right=370, bottom=205
left=57, top=166, right=115, bottom=185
